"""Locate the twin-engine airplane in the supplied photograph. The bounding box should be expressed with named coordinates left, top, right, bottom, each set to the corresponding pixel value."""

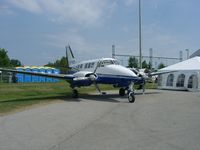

left=0, top=46, right=148, bottom=103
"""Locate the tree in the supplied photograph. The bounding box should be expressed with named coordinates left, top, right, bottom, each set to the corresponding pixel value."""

left=147, top=61, right=152, bottom=70
left=142, top=60, right=148, bottom=68
left=158, top=63, right=165, bottom=69
left=45, top=56, right=68, bottom=74
left=128, top=57, right=138, bottom=68
left=0, top=48, right=10, bottom=67
left=10, top=59, right=22, bottom=67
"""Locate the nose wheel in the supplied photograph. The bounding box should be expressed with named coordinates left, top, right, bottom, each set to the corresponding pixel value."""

left=127, top=82, right=135, bottom=103
left=128, top=92, right=135, bottom=103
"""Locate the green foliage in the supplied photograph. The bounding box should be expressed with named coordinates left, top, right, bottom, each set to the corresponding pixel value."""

left=0, top=48, right=22, bottom=67
left=158, top=63, right=166, bottom=69
left=142, top=60, right=148, bottom=68
left=10, top=59, right=22, bottom=67
left=45, top=56, right=69, bottom=73
left=0, top=48, right=10, bottom=67
left=147, top=61, right=152, bottom=69
left=128, top=57, right=138, bottom=68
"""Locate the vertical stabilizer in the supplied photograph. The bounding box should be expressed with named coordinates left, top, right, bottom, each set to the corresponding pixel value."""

left=66, top=45, right=76, bottom=68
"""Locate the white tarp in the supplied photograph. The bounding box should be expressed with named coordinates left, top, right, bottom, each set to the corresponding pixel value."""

left=158, top=57, right=200, bottom=91
left=160, top=56, right=200, bottom=71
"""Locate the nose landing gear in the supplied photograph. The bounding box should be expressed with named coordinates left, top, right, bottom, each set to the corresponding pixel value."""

left=118, top=82, right=135, bottom=103
left=128, top=92, right=135, bottom=103
left=72, top=89, right=78, bottom=98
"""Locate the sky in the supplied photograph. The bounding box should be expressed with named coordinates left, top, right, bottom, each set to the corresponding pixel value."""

left=0, top=0, right=200, bottom=66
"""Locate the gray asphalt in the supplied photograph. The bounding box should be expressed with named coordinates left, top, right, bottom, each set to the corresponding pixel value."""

left=0, top=90, right=200, bottom=150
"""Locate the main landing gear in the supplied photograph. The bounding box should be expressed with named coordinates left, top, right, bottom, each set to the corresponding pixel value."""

left=72, top=89, right=78, bottom=98
left=119, top=82, right=135, bottom=103
left=119, top=88, right=126, bottom=96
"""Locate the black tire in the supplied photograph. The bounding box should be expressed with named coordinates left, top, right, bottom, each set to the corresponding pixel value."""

left=72, top=89, right=78, bottom=98
left=119, top=88, right=125, bottom=96
left=128, top=92, right=135, bottom=103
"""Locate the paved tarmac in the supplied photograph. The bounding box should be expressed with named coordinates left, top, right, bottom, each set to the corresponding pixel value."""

left=0, top=90, right=200, bottom=150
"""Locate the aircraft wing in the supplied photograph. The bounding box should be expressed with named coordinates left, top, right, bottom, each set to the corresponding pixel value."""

left=150, top=70, right=177, bottom=76
left=0, top=68, right=74, bottom=80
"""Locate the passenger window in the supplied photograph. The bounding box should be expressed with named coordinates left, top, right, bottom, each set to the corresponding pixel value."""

left=90, top=62, right=95, bottom=68
left=84, top=63, right=88, bottom=68
left=80, top=64, right=83, bottom=69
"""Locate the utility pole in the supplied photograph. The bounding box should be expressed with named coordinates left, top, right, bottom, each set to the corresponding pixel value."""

left=149, top=48, right=153, bottom=69
left=112, top=45, right=115, bottom=58
left=179, top=51, right=183, bottom=62
left=139, top=0, right=142, bottom=69
left=185, top=49, right=189, bottom=59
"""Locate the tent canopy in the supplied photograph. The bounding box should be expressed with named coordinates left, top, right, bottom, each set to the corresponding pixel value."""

left=160, top=56, right=200, bottom=71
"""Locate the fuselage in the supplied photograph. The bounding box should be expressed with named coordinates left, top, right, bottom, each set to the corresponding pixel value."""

left=71, top=58, right=143, bottom=87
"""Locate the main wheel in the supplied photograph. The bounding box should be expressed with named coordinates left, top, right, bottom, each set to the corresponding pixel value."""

left=128, top=92, right=135, bottom=103
left=72, top=89, right=78, bottom=98
left=119, top=88, right=125, bottom=96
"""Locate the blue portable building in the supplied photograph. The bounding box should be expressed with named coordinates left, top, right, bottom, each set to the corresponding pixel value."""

left=52, top=68, right=60, bottom=82
left=31, top=67, right=39, bottom=82
left=24, top=67, right=32, bottom=82
left=38, top=67, right=46, bottom=82
left=45, top=67, right=53, bottom=82
left=16, top=67, right=24, bottom=83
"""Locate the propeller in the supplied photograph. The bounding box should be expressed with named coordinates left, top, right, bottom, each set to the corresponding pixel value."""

left=89, top=60, right=106, bottom=94
left=93, top=61, right=100, bottom=74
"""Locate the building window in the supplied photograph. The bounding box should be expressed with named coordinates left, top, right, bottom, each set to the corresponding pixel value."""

left=176, top=74, right=185, bottom=87
left=166, top=74, right=174, bottom=86
left=188, top=75, right=198, bottom=89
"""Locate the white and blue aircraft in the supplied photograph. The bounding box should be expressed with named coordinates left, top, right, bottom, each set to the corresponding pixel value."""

left=0, top=45, right=146, bottom=103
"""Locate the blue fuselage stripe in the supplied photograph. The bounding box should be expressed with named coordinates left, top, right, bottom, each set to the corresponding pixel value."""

left=72, top=73, right=143, bottom=87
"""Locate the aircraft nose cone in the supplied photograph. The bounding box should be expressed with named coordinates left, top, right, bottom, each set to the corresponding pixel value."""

left=106, top=65, right=137, bottom=77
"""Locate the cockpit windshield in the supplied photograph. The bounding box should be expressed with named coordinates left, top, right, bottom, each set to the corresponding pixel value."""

left=100, top=59, right=119, bottom=67
left=112, top=60, right=119, bottom=65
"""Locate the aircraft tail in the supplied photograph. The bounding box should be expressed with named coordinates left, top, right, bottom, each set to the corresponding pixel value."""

left=66, top=45, right=76, bottom=68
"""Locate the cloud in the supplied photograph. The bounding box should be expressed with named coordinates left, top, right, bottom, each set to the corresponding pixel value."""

left=6, top=0, right=111, bottom=25
left=8, top=0, right=42, bottom=13
left=0, top=4, right=15, bottom=15
left=106, top=1, right=118, bottom=18
left=45, top=30, right=87, bottom=50
left=124, top=0, right=137, bottom=6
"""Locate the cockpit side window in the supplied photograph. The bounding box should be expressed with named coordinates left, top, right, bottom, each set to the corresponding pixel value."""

left=90, top=62, right=95, bottom=68
left=112, top=60, right=119, bottom=65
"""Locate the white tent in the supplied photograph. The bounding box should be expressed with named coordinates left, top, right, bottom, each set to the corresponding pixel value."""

left=157, top=56, right=200, bottom=91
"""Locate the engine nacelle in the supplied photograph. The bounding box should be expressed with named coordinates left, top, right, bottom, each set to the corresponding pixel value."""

left=73, top=71, right=98, bottom=81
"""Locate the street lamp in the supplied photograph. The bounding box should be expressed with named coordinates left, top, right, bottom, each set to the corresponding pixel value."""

left=139, top=0, right=142, bottom=69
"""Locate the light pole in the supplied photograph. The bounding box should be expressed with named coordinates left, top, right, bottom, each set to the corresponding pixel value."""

left=139, top=0, right=142, bottom=69
left=185, top=49, right=189, bottom=59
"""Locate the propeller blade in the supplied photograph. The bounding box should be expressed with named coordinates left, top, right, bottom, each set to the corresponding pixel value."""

left=93, top=61, right=100, bottom=73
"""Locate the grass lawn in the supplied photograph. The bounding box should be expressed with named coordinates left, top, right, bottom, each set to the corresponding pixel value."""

left=0, top=82, right=157, bottom=115
left=0, top=82, right=115, bottom=115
